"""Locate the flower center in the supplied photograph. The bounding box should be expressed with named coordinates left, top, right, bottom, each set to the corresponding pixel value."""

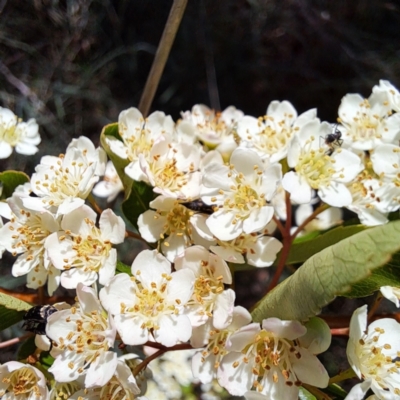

left=196, top=113, right=232, bottom=145
left=123, top=128, right=154, bottom=162
left=65, top=220, right=111, bottom=273
left=201, top=329, right=229, bottom=369
left=51, top=381, right=81, bottom=400
left=216, top=167, right=266, bottom=220
left=3, top=123, right=20, bottom=146
left=34, top=155, right=93, bottom=206
left=11, top=211, right=50, bottom=255
left=161, top=203, right=193, bottom=247
left=151, top=155, right=194, bottom=193
left=234, top=330, right=301, bottom=392
left=54, top=307, right=110, bottom=371
left=357, top=326, right=400, bottom=395
left=189, top=262, right=224, bottom=317
left=295, top=147, right=336, bottom=189
left=123, top=272, right=179, bottom=331
left=0, top=367, right=40, bottom=397
left=252, top=116, right=294, bottom=156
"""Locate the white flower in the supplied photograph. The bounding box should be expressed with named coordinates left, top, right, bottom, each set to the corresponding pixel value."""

left=0, top=194, right=61, bottom=295
left=138, top=196, right=197, bottom=262
left=66, top=136, right=107, bottom=176
left=346, top=305, right=400, bottom=400
left=191, top=306, right=252, bottom=384
left=192, top=215, right=282, bottom=267
left=345, top=154, right=390, bottom=226
left=370, top=144, right=400, bottom=212
left=25, top=137, right=105, bottom=215
left=0, top=107, right=41, bottom=159
left=174, top=245, right=234, bottom=329
left=92, top=160, right=123, bottom=202
left=218, top=318, right=329, bottom=398
left=180, top=104, right=243, bottom=154
left=107, top=107, right=174, bottom=182
left=100, top=249, right=196, bottom=347
left=380, top=286, right=400, bottom=307
left=0, top=361, right=49, bottom=399
left=46, top=283, right=117, bottom=387
left=283, top=119, right=363, bottom=206
left=294, top=203, right=343, bottom=234
left=373, top=80, right=400, bottom=113
left=201, top=148, right=281, bottom=241
left=68, top=355, right=147, bottom=400
left=46, top=205, right=125, bottom=288
left=338, top=91, right=400, bottom=150
left=237, top=102, right=316, bottom=163
left=140, top=135, right=202, bottom=200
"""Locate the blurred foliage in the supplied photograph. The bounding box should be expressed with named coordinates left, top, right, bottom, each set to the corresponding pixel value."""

left=0, top=0, right=399, bottom=172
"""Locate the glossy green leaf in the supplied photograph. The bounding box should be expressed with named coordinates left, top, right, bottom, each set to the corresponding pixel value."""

left=0, top=292, right=31, bottom=331
left=299, top=387, right=317, bottom=400
left=116, top=260, right=131, bottom=275
left=0, top=170, right=29, bottom=199
left=40, top=352, right=55, bottom=370
left=251, top=220, right=400, bottom=322
left=284, top=225, right=366, bottom=266
left=121, top=180, right=156, bottom=229
left=17, top=336, right=37, bottom=360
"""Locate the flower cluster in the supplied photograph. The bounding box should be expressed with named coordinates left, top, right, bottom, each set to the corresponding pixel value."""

left=2, top=80, right=400, bottom=399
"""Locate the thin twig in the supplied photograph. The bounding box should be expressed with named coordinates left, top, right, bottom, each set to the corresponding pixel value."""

left=133, top=343, right=192, bottom=376
left=290, top=203, right=329, bottom=240
left=138, top=0, right=188, bottom=117
left=368, top=291, right=383, bottom=323
left=0, top=333, right=33, bottom=349
left=87, top=194, right=103, bottom=215
left=266, top=192, right=293, bottom=292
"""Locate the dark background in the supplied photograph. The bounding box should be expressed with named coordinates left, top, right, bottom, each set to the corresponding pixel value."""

left=1, top=0, right=400, bottom=171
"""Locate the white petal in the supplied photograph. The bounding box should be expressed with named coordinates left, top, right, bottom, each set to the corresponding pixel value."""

left=61, top=268, right=97, bottom=289
left=318, top=182, right=352, bottom=207
left=100, top=274, right=136, bottom=315
left=114, top=314, right=148, bottom=345
left=213, top=289, right=235, bottom=329
left=85, top=352, right=117, bottom=388
left=282, top=171, right=312, bottom=204
left=243, top=206, right=274, bottom=234
left=100, top=209, right=125, bottom=244
left=291, top=348, right=329, bottom=387
left=154, top=314, right=192, bottom=346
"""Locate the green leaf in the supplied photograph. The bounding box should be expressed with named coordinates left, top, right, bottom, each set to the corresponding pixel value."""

left=100, top=123, right=132, bottom=190
left=116, top=260, right=132, bottom=275
left=344, top=251, right=400, bottom=298
left=0, top=292, right=31, bottom=331
left=40, top=352, right=55, bottom=369
left=0, top=170, right=30, bottom=199
left=17, top=336, right=37, bottom=360
left=121, top=180, right=156, bottom=229
left=299, top=387, right=317, bottom=400
left=284, top=225, right=367, bottom=266
left=0, top=292, right=32, bottom=311
left=251, top=220, right=400, bottom=322
left=326, top=384, right=348, bottom=399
